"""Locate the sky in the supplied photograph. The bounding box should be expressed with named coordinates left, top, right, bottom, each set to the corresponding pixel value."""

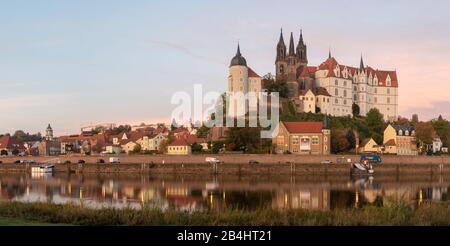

left=1, top=0, right=449, bottom=135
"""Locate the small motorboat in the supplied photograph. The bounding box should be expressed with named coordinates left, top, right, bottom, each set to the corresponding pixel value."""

left=31, top=164, right=55, bottom=174
left=351, top=162, right=374, bottom=176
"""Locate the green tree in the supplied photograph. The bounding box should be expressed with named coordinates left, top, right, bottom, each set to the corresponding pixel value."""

left=225, top=127, right=261, bottom=153
left=0, top=150, right=8, bottom=156
left=262, top=73, right=288, bottom=98
left=352, top=103, right=360, bottom=118
left=196, top=125, right=210, bottom=138
left=191, top=143, right=203, bottom=153
left=432, top=115, right=449, bottom=147
left=365, top=108, right=385, bottom=142
left=132, top=144, right=142, bottom=154
left=211, top=141, right=226, bottom=154
left=12, top=149, right=20, bottom=156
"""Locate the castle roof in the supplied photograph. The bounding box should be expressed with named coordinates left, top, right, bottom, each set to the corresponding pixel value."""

left=317, top=57, right=398, bottom=88
left=230, top=44, right=247, bottom=67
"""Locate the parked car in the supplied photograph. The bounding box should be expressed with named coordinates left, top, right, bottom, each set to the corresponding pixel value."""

left=97, top=159, right=105, bottom=164
left=64, top=160, right=71, bottom=164
left=205, top=157, right=221, bottom=164
left=78, top=160, right=86, bottom=164
left=249, top=160, right=259, bottom=164
left=109, top=157, right=120, bottom=164
left=360, top=154, right=382, bottom=164
left=14, top=160, right=21, bottom=164
left=321, top=160, right=333, bottom=164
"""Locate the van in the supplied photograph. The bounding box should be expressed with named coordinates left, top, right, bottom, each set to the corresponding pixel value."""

left=205, top=157, right=221, bottom=164
left=360, top=154, right=382, bottom=164
left=109, top=157, right=120, bottom=164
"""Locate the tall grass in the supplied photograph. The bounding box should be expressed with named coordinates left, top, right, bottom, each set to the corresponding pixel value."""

left=0, top=201, right=448, bottom=226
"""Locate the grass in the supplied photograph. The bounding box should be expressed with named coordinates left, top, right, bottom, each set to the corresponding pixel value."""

left=0, top=201, right=449, bottom=226
left=0, top=217, right=63, bottom=226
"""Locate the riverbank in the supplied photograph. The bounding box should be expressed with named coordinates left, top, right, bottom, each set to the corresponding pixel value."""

left=1, top=162, right=450, bottom=176
left=0, top=202, right=449, bottom=226
left=1, top=154, right=449, bottom=165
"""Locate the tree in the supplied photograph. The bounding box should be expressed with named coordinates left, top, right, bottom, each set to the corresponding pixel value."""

left=225, top=126, right=261, bottom=153
left=191, top=143, right=203, bottom=153
left=262, top=73, right=288, bottom=98
left=365, top=108, right=384, bottom=141
left=0, top=150, right=8, bottom=156
left=132, top=144, right=142, bottom=154
left=196, top=125, right=210, bottom=138
left=211, top=141, right=226, bottom=154
left=352, top=103, right=360, bottom=117
left=432, top=115, right=450, bottom=147
left=12, top=149, right=20, bottom=156
left=415, top=122, right=435, bottom=145
left=331, top=129, right=351, bottom=154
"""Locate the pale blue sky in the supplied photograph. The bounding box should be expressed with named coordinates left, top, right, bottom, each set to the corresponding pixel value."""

left=1, top=0, right=450, bottom=134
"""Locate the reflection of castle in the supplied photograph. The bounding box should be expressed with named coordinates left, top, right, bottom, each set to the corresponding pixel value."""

left=272, top=188, right=330, bottom=211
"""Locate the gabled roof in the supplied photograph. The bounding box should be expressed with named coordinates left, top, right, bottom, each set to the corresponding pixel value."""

left=385, top=139, right=396, bottom=146
left=169, top=138, right=190, bottom=146
left=391, top=125, right=414, bottom=136
left=248, top=67, right=261, bottom=78
left=315, top=87, right=331, bottom=97
left=0, top=136, right=25, bottom=150
left=282, top=122, right=324, bottom=134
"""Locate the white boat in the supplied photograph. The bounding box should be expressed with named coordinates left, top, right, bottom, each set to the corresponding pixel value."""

left=31, top=165, right=55, bottom=174
left=351, top=162, right=374, bottom=176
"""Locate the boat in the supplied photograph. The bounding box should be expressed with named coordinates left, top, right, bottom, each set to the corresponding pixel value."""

left=31, top=164, right=55, bottom=174
left=350, top=162, right=374, bottom=176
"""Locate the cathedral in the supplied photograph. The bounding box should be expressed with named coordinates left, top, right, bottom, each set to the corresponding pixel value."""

left=275, top=29, right=398, bottom=121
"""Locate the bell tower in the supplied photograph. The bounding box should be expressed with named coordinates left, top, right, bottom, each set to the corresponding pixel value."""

left=275, top=29, right=287, bottom=81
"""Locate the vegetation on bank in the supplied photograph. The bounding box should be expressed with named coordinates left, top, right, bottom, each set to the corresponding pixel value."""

left=0, top=201, right=449, bottom=226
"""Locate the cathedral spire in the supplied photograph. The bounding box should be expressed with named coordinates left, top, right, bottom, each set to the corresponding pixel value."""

left=360, top=54, right=365, bottom=70
left=299, top=29, right=304, bottom=44
left=236, top=43, right=241, bottom=56
left=328, top=48, right=332, bottom=59
left=278, top=28, right=285, bottom=46
left=288, top=32, right=295, bottom=56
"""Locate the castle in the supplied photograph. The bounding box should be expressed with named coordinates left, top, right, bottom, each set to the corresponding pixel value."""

left=226, top=29, right=399, bottom=121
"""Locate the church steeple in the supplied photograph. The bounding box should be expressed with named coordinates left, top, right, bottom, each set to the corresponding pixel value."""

left=230, top=43, right=247, bottom=67
left=296, top=30, right=308, bottom=65
left=360, top=54, right=365, bottom=71
left=299, top=29, right=304, bottom=45
left=288, top=32, right=295, bottom=56
left=276, top=28, right=286, bottom=62
left=328, top=48, right=332, bottom=59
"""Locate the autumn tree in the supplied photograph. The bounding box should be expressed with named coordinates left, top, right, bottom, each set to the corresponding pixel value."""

left=415, top=122, right=435, bottom=145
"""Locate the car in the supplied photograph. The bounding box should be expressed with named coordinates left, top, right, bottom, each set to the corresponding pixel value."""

left=321, top=160, right=333, bottom=164
left=249, top=160, right=259, bottom=164
left=78, top=160, right=86, bottom=164
left=14, top=160, right=21, bottom=164
left=360, top=154, right=382, bottom=164
left=109, top=157, right=120, bottom=164
left=205, top=157, right=221, bottom=164
left=64, top=160, right=71, bottom=164
left=97, top=159, right=105, bottom=164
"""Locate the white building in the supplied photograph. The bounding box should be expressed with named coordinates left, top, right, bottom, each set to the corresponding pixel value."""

left=433, top=138, right=443, bottom=153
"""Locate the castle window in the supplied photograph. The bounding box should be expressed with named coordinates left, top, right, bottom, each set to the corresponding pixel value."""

left=387, top=97, right=391, bottom=104
left=344, top=90, right=347, bottom=97
left=387, top=88, right=390, bottom=94
left=344, top=99, right=347, bottom=105
left=344, top=81, right=347, bottom=87
left=335, top=98, right=338, bottom=104
left=374, top=88, right=377, bottom=94
left=374, top=97, right=377, bottom=103
left=335, top=88, right=338, bottom=96
left=335, top=80, right=338, bottom=86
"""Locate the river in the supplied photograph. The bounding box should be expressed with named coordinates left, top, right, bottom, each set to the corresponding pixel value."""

left=0, top=173, right=448, bottom=212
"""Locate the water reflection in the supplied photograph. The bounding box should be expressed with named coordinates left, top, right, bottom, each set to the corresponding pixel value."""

left=0, top=173, right=449, bottom=211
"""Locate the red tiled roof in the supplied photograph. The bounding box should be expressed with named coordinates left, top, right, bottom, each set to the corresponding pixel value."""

left=169, top=138, right=189, bottom=146
left=385, top=139, right=396, bottom=146
left=282, top=122, right=324, bottom=134
left=317, top=57, right=398, bottom=88
left=0, top=136, right=24, bottom=150
left=248, top=67, right=261, bottom=78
